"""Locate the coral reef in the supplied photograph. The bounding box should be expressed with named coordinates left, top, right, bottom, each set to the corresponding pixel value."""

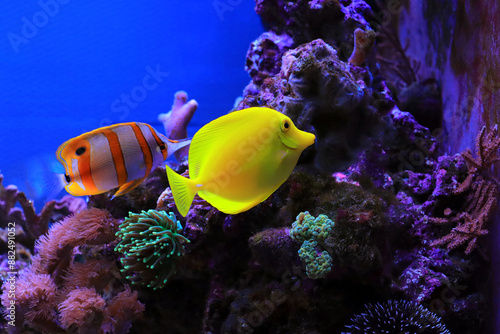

left=1, top=0, right=495, bottom=333
left=115, top=210, right=190, bottom=290
left=239, top=30, right=393, bottom=172
left=0, top=174, right=55, bottom=248
left=1, top=208, right=144, bottom=333
left=245, top=31, right=293, bottom=86
left=345, top=300, right=451, bottom=334
left=255, top=0, right=373, bottom=52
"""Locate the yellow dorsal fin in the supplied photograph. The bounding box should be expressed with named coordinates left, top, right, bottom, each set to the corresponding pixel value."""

left=188, top=108, right=261, bottom=179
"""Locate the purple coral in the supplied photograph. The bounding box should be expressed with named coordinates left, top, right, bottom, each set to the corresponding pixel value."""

left=158, top=91, right=197, bottom=161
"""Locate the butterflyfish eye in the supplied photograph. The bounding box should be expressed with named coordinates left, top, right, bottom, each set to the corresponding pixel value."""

left=160, top=144, right=166, bottom=151
left=75, top=147, right=86, bottom=156
left=64, top=174, right=71, bottom=183
left=281, top=120, right=290, bottom=132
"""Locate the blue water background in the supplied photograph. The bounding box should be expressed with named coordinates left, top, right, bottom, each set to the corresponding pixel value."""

left=0, top=1, right=263, bottom=208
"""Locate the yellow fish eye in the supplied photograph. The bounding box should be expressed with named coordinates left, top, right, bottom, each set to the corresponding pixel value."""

left=281, top=119, right=290, bottom=132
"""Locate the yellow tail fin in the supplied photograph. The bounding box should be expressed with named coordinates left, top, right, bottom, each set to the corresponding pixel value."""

left=165, top=166, right=197, bottom=217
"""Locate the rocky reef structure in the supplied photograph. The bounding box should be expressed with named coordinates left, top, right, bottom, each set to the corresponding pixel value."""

left=1, top=0, right=497, bottom=333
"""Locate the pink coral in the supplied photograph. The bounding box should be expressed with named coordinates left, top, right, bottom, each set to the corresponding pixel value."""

left=2, top=207, right=145, bottom=333
left=32, top=208, right=118, bottom=280
left=1, top=271, right=60, bottom=332
left=158, top=91, right=198, bottom=161
left=102, top=287, right=145, bottom=334
left=58, top=287, right=106, bottom=330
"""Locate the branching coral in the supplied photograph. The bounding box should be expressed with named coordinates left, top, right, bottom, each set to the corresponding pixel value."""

left=345, top=300, right=451, bottom=334
left=115, top=210, right=190, bottom=289
left=430, top=126, right=499, bottom=254
left=289, top=211, right=335, bottom=278
left=455, top=125, right=500, bottom=193
left=0, top=173, right=56, bottom=246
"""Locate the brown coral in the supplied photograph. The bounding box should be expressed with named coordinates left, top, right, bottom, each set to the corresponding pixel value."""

left=431, top=126, right=499, bottom=254
left=348, top=28, right=376, bottom=66
left=431, top=180, right=497, bottom=254
left=455, top=125, right=500, bottom=194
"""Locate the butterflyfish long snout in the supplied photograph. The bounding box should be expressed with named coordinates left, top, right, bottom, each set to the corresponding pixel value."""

left=56, top=122, right=190, bottom=197
left=166, top=107, right=315, bottom=216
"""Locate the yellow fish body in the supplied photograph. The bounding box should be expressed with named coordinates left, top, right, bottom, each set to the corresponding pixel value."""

left=166, top=107, right=315, bottom=216
left=56, top=122, right=190, bottom=197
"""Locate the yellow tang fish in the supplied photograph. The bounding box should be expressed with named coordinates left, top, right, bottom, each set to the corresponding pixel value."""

left=56, top=122, right=190, bottom=197
left=166, top=107, right=315, bottom=216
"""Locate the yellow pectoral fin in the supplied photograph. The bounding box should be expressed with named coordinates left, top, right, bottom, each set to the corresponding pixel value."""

left=113, top=177, right=145, bottom=197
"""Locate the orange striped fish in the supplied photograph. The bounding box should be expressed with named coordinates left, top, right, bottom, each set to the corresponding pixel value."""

left=55, top=122, right=190, bottom=197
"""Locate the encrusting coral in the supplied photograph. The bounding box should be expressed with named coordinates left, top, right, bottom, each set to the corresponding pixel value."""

left=289, top=211, right=335, bottom=279
left=115, top=210, right=190, bottom=290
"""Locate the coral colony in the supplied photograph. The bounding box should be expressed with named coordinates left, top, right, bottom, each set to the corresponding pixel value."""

left=0, top=1, right=496, bottom=333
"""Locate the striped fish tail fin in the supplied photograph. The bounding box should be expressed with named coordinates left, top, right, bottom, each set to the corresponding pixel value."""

left=165, top=165, right=197, bottom=217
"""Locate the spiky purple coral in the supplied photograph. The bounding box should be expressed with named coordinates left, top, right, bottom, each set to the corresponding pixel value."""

left=345, top=300, right=450, bottom=334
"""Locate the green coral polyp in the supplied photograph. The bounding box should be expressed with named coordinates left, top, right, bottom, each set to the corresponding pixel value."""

left=298, top=240, right=333, bottom=279
left=290, top=211, right=334, bottom=243
left=115, top=210, right=190, bottom=290
left=290, top=211, right=335, bottom=279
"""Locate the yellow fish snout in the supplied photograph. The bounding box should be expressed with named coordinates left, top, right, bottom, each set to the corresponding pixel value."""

left=287, top=126, right=315, bottom=150
left=300, top=130, right=316, bottom=148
